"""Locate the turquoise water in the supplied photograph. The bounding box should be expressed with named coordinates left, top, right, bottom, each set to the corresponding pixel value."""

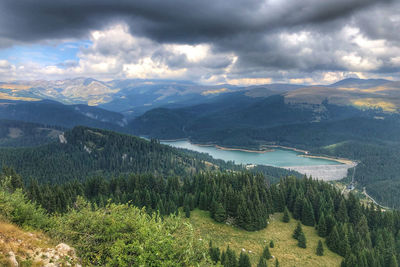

left=162, top=140, right=340, bottom=167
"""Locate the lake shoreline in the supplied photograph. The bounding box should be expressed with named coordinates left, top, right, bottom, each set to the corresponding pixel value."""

left=162, top=138, right=355, bottom=166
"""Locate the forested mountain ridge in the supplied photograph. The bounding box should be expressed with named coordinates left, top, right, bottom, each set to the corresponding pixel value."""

left=0, top=120, right=64, bottom=147
left=0, top=99, right=128, bottom=132
left=0, top=126, right=227, bottom=184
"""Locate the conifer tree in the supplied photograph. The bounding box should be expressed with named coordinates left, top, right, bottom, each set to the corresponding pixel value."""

left=262, top=244, right=272, bottom=259
left=257, top=257, right=268, bottom=267
left=209, top=241, right=220, bottom=263
left=293, top=222, right=303, bottom=240
left=269, top=240, right=274, bottom=248
left=337, top=199, right=349, bottom=223
left=293, top=196, right=303, bottom=220
left=317, top=213, right=327, bottom=237
left=221, top=251, right=226, bottom=265
left=226, top=246, right=238, bottom=267
left=214, top=202, right=227, bottom=223
left=275, top=258, right=279, bottom=267
left=184, top=204, right=190, bottom=218
left=298, top=231, right=307, bottom=248
left=326, top=225, right=340, bottom=253
left=316, top=240, right=324, bottom=256
left=282, top=206, right=290, bottom=223
left=301, top=199, right=315, bottom=226
left=238, top=252, right=251, bottom=267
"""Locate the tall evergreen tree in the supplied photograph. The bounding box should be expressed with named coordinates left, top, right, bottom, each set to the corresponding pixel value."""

left=317, top=213, right=327, bottom=237
left=298, top=231, right=307, bottom=248
left=214, top=202, right=227, bottom=223
left=326, top=225, right=340, bottom=253
left=262, top=244, right=272, bottom=259
left=337, top=199, right=349, bottom=223
left=275, top=258, right=279, bottom=267
left=316, top=240, right=324, bottom=256
left=301, top=199, right=315, bottom=226
left=238, top=252, right=251, bottom=267
left=293, top=222, right=303, bottom=240
left=293, top=196, right=303, bottom=220
left=282, top=206, right=290, bottom=223
left=257, top=257, right=268, bottom=267
left=208, top=241, right=220, bottom=263
left=226, top=246, right=238, bottom=267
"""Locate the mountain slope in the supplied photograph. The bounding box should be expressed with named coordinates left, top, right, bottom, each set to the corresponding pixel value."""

left=0, top=126, right=221, bottom=184
left=0, top=120, right=63, bottom=147
left=0, top=99, right=128, bottom=132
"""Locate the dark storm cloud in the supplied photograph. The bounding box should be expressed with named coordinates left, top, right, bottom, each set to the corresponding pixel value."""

left=0, top=0, right=391, bottom=44
left=0, top=0, right=398, bottom=78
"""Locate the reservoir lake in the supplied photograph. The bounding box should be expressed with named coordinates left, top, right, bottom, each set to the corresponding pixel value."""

left=161, top=140, right=340, bottom=167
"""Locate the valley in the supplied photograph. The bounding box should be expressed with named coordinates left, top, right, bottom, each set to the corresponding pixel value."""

left=162, top=139, right=355, bottom=181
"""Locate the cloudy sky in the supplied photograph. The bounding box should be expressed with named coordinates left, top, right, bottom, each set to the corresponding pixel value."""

left=0, top=0, right=399, bottom=85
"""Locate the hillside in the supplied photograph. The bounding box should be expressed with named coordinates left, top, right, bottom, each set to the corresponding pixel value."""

left=189, top=209, right=342, bottom=266
left=0, top=120, right=63, bottom=147
left=0, top=126, right=238, bottom=184
left=0, top=99, right=128, bottom=132
left=0, top=221, right=79, bottom=266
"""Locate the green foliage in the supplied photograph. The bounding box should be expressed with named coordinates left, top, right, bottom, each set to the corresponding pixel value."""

left=224, top=246, right=238, bottom=267
left=257, top=256, right=268, bottom=267
left=301, top=199, right=315, bottom=226
left=317, top=213, right=327, bottom=237
left=214, top=202, right=227, bottom=223
left=50, top=197, right=210, bottom=266
left=316, top=240, right=324, bottom=256
left=269, top=240, right=274, bottom=248
left=298, top=231, right=307, bottom=248
left=262, top=245, right=272, bottom=259
left=293, top=222, right=303, bottom=240
left=238, top=251, right=252, bottom=267
left=282, top=206, right=290, bottom=223
left=209, top=241, right=220, bottom=263
left=0, top=166, right=24, bottom=192
left=0, top=188, right=49, bottom=230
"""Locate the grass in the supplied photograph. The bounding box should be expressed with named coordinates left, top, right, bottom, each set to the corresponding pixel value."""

left=188, top=209, right=343, bottom=266
left=0, top=221, right=53, bottom=266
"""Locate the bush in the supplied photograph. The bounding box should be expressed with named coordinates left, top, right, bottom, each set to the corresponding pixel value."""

left=0, top=188, right=49, bottom=230
left=50, top=197, right=211, bottom=266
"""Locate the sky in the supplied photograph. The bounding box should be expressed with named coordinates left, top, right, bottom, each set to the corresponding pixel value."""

left=0, top=0, right=399, bottom=85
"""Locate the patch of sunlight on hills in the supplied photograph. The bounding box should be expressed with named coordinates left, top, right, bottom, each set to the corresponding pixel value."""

left=351, top=98, right=397, bottom=112
left=201, top=88, right=228, bottom=95
left=0, top=92, right=39, bottom=101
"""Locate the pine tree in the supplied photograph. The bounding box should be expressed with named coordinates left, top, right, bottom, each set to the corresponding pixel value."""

left=262, top=244, right=272, bottom=259
left=282, top=206, right=290, bottom=223
left=293, top=222, right=303, bottom=240
left=214, top=202, right=227, bottom=223
left=337, top=199, right=349, bottom=223
left=257, top=256, right=268, bottom=267
left=326, top=225, right=340, bottom=253
left=317, top=213, right=327, bottom=237
left=221, top=251, right=226, bottom=265
left=226, top=246, right=238, bottom=267
left=298, top=231, right=307, bottom=248
left=301, top=199, right=315, bottom=226
left=269, top=240, right=274, bottom=248
left=238, top=252, right=251, bottom=267
left=388, top=254, right=398, bottom=267
left=184, top=204, right=190, bottom=218
left=293, top=196, right=303, bottom=220
left=209, top=241, right=220, bottom=263
left=316, top=240, right=324, bottom=256
left=275, top=258, right=279, bottom=267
